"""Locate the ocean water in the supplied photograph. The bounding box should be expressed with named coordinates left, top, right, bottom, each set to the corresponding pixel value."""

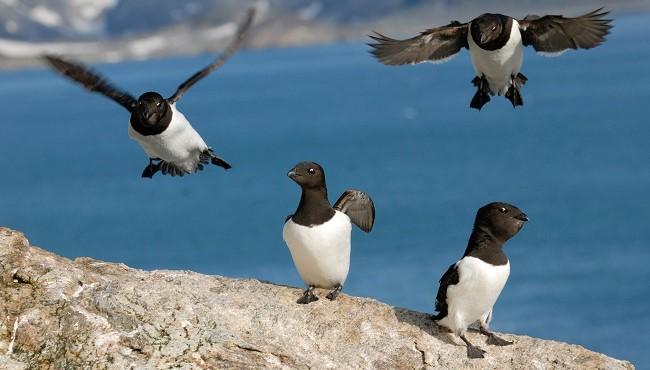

left=1, top=13, right=649, bottom=367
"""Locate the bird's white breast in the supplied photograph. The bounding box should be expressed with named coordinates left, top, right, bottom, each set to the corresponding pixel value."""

left=282, top=211, right=352, bottom=288
left=467, top=20, right=524, bottom=95
left=128, top=104, right=208, bottom=173
left=437, top=256, right=510, bottom=333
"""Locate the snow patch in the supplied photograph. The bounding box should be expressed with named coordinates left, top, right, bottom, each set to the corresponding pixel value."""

left=253, top=0, right=270, bottom=20
left=201, top=22, right=236, bottom=39
left=298, top=2, right=323, bottom=21
left=70, top=0, right=118, bottom=20
left=30, top=6, right=62, bottom=27
left=4, top=20, right=19, bottom=33
left=129, top=36, right=166, bottom=58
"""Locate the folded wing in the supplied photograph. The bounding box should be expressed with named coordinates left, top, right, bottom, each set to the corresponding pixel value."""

left=333, top=189, right=375, bottom=233
left=168, top=8, right=255, bottom=104
left=369, top=21, right=468, bottom=66
left=519, top=8, right=612, bottom=56
left=432, top=263, right=459, bottom=320
left=43, top=55, right=137, bottom=112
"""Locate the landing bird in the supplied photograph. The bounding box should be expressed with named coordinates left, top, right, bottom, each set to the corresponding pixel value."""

left=370, top=8, right=612, bottom=110
left=43, top=9, right=255, bottom=178
left=433, top=202, right=528, bottom=359
left=283, top=161, right=375, bottom=304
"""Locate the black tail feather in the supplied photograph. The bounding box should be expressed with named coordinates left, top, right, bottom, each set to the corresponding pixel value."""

left=211, top=156, right=232, bottom=170
left=204, top=149, right=232, bottom=170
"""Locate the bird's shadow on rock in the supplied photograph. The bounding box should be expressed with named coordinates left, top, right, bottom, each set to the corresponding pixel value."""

left=393, top=307, right=459, bottom=347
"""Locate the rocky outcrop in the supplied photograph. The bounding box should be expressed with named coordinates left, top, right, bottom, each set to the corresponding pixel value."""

left=0, top=227, right=634, bottom=369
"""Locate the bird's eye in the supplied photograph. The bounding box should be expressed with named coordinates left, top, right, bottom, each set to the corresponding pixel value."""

left=138, top=101, right=143, bottom=106
left=499, top=207, right=507, bottom=213
left=491, top=26, right=497, bottom=31
left=308, top=168, right=315, bottom=175
left=156, top=102, right=161, bottom=107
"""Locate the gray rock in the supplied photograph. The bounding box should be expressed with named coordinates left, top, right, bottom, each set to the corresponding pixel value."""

left=0, top=227, right=634, bottom=369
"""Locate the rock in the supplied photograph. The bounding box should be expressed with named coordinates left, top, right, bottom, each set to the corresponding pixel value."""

left=0, top=227, right=634, bottom=369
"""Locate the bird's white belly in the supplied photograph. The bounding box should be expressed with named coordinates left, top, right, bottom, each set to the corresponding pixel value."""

left=282, top=211, right=352, bottom=288
left=468, top=20, right=523, bottom=95
left=438, top=257, right=510, bottom=333
left=128, top=105, right=208, bottom=173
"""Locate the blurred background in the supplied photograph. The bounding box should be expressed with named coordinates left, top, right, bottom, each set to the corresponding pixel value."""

left=1, top=0, right=648, bottom=66
left=1, top=0, right=649, bottom=367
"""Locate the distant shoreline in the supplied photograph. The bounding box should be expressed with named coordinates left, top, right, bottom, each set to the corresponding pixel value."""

left=1, top=6, right=648, bottom=71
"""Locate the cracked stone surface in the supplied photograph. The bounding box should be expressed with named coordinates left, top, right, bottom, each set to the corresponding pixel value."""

left=0, top=227, right=635, bottom=369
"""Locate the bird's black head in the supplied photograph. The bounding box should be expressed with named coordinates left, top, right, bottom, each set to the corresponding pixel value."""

left=136, top=92, right=168, bottom=126
left=287, top=161, right=326, bottom=190
left=475, top=202, right=528, bottom=242
left=471, top=13, right=509, bottom=48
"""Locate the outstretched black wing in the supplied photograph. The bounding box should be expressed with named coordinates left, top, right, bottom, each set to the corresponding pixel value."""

left=369, top=21, right=468, bottom=66
left=333, top=189, right=375, bottom=233
left=519, top=8, right=612, bottom=56
left=168, top=8, right=255, bottom=104
left=43, top=55, right=137, bottom=112
left=432, top=262, right=459, bottom=320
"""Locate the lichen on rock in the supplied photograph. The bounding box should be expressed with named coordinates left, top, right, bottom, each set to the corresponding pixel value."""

left=0, top=227, right=635, bottom=369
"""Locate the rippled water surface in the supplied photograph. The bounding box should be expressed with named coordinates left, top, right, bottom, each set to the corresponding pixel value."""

left=1, top=13, right=648, bottom=367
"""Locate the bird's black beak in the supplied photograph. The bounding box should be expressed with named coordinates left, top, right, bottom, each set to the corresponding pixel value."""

left=515, top=213, right=529, bottom=222
left=480, top=34, right=489, bottom=44
left=287, top=169, right=299, bottom=179
left=141, top=110, right=151, bottom=120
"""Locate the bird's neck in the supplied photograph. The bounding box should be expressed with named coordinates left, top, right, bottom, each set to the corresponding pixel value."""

left=292, top=187, right=335, bottom=226
left=463, top=224, right=508, bottom=265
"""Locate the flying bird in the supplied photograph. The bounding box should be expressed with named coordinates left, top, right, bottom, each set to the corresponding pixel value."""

left=283, top=161, right=375, bottom=304
left=433, top=202, right=528, bottom=359
left=370, top=8, right=612, bottom=110
left=43, top=9, right=255, bottom=178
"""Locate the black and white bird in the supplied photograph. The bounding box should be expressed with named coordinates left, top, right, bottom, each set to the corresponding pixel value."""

left=432, top=202, right=528, bottom=359
left=283, top=161, right=375, bottom=304
left=369, top=8, right=612, bottom=110
left=43, top=9, right=255, bottom=178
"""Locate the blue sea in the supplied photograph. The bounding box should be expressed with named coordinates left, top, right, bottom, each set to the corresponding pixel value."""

left=1, top=12, right=649, bottom=367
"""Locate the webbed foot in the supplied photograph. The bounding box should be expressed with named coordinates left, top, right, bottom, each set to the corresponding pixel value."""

left=480, top=326, right=513, bottom=346
left=297, top=286, right=319, bottom=304
left=470, top=75, right=491, bottom=110
left=487, top=334, right=513, bottom=346
left=141, top=159, right=161, bottom=178
left=467, top=344, right=486, bottom=359
left=460, top=333, right=486, bottom=359
left=514, top=72, right=528, bottom=87
left=505, top=85, right=523, bottom=107
left=326, top=285, right=342, bottom=301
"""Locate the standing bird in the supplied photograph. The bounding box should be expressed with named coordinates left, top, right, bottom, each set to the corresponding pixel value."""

left=283, top=162, right=375, bottom=304
left=369, top=8, right=612, bottom=110
left=433, top=202, right=528, bottom=359
left=43, top=9, right=255, bottom=178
